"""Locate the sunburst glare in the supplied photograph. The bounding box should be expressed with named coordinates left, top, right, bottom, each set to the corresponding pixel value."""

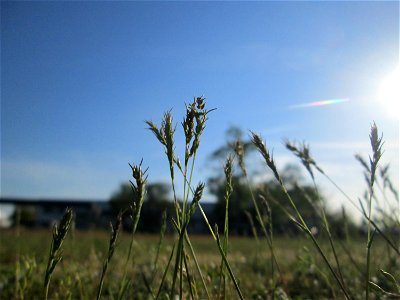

left=379, top=65, right=400, bottom=118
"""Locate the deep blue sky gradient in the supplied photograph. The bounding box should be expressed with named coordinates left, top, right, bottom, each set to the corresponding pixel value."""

left=1, top=2, right=399, bottom=216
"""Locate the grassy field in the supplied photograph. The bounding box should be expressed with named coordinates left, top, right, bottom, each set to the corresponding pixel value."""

left=1, top=99, right=398, bottom=299
left=0, top=228, right=397, bottom=299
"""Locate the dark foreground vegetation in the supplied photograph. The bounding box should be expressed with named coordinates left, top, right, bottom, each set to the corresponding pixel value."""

left=1, top=97, right=398, bottom=299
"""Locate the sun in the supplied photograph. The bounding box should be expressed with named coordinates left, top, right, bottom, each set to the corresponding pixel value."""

left=379, top=66, right=400, bottom=118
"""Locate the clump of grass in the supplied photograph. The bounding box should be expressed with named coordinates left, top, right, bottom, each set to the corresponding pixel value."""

left=251, top=131, right=351, bottom=299
left=284, top=140, right=350, bottom=296
left=118, top=160, right=148, bottom=299
left=170, top=182, right=205, bottom=299
left=285, top=131, right=399, bottom=256
left=96, top=212, right=122, bottom=300
left=146, top=97, right=247, bottom=300
left=17, top=256, right=37, bottom=300
left=234, top=138, right=281, bottom=287
left=218, top=155, right=234, bottom=299
left=365, top=122, right=383, bottom=300
left=147, top=97, right=215, bottom=299
left=43, top=208, right=73, bottom=300
left=283, top=123, right=397, bottom=299
left=356, top=148, right=399, bottom=234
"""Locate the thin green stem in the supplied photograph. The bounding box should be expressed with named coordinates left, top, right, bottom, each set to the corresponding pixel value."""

left=179, top=248, right=184, bottom=300
left=156, top=243, right=176, bottom=300
left=170, top=230, right=185, bottom=299
left=197, top=203, right=216, bottom=240
left=366, top=189, right=374, bottom=300
left=322, top=173, right=399, bottom=255
left=218, top=164, right=232, bottom=300
left=96, top=262, right=108, bottom=300
left=280, top=182, right=351, bottom=299
left=245, top=175, right=281, bottom=278
left=183, top=248, right=195, bottom=300
left=171, top=181, right=181, bottom=228
left=184, top=232, right=211, bottom=300
left=187, top=200, right=242, bottom=299
left=182, top=147, right=191, bottom=226
left=186, top=152, right=198, bottom=203
left=215, top=228, right=244, bottom=300
left=311, top=180, right=348, bottom=295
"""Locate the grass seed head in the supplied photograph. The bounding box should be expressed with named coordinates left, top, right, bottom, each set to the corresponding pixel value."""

left=189, top=96, right=215, bottom=157
left=161, top=111, right=177, bottom=174
left=145, top=120, right=166, bottom=146
left=129, top=160, right=148, bottom=233
left=379, top=164, right=390, bottom=189
left=193, top=182, right=205, bottom=204
left=182, top=100, right=196, bottom=146
left=378, top=164, right=399, bottom=199
left=182, top=99, right=197, bottom=165
left=129, top=160, right=148, bottom=203
left=224, top=155, right=234, bottom=184
left=107, top=213, right=122, bottom=261
left=146, top=112, right=177, bottom=179
left=44, top=208, right=74, bottom=298
left=224, top=155, right=234, bottom=200
left=251, top=132, right=280, bottom=183
left=379, top=164, right=389, bottom=180
left=188, top=182, right=205, bottom=217
left=355, top=154, right=371, bottom=173
left=196, top=96, right=205, bottom=110
left=369, top=122, right=384, bottom=188
left=259, top=194, right=272, bottom=217
left=51, top=208, right=73, bottom=256
left=234, top=140, right=247, bottom=176
left=284, top=139, right=319, bottom=180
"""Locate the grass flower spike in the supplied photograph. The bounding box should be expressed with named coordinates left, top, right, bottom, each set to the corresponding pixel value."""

left=44, top=208, right=73, bottom=300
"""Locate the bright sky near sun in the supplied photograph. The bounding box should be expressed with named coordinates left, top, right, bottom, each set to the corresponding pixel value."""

left=1, top=2, right=399, bottom=218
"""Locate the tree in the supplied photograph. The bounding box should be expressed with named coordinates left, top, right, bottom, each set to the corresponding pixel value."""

left=209, top=126, right=256, bottom=172
left=208, top=170, right=324, bottom=236
left=257, top=180, right=322, bottom=234
left=138, top=183, right=174, bottom=233
left=11, top=206, right=36, bottom=227
left=208, top=175, right=253, bottom=235
left=207, top=126, right=333, bottom=236
left=109, top=182, right=174, bottom=233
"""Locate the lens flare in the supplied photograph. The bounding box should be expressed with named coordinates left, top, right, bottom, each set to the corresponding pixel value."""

left=289, top=98, right=349, bottom=109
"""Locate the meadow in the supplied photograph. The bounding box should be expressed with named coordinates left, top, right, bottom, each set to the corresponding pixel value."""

left=0, top=229, right=395, bottom=299
left=1, top=97, right=398, bottom=299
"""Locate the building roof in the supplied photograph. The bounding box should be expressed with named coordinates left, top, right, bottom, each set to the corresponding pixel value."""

left=0, top=197, right=108, bottom=208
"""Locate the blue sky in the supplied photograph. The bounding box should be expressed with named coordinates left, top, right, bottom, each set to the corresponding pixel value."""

left=1, top=2, right=399, bottom=218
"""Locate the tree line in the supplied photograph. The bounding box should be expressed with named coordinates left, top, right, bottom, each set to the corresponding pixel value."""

left=110, top=127, right=359, bottom=236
